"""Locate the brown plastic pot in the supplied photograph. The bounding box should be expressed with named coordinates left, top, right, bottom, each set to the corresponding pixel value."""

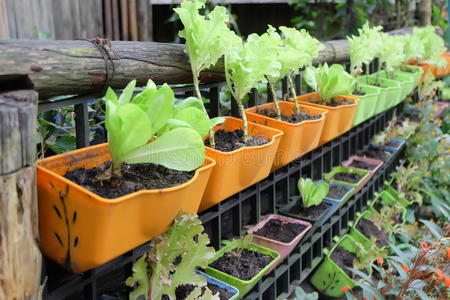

left=245, top=101, right=327, bottom=170
left=199, top=117, right=283, bottom=212
left=37, top=143, right=215, bottom=273
left=295, top=93, right=359, bottom=145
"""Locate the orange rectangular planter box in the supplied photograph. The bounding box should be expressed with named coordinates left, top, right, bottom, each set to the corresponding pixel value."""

left=199, top=116, right=283, bottom=212
left=295, top=93, right=359, bottom=145
left=37, top=143, right=215, bottom=273
left=245, top=101, right=327, bottom=170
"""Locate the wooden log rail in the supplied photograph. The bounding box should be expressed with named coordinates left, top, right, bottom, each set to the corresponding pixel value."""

left=0, top=27, right=422, bottom=101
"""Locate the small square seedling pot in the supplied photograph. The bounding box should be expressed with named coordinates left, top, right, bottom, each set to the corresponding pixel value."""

left=322, top=181, right=354, bottom=207
left=324, top=166, right=370, bottom=194
left=370, top=138, right=406, bottom=153
left=248, top=214, right=312, bottom=274
left=342, top=155, right=383, bottom=184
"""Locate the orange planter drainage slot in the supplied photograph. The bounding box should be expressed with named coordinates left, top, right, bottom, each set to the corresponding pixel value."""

left=37, top=143, right=215, bottom=273
left=245, top=101, right=327, bottom=170
left=295, top=93, right=359, bottom=146
left=199, top=116, right=282, bottom=212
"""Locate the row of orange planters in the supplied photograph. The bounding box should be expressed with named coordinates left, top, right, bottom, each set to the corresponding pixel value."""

left=37, top=92, right=358, bottom=273
left=416, top=52, right=450, bottom=83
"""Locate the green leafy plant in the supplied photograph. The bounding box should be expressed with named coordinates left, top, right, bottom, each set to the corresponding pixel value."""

left=347, top=22, right=383, bottom=78
left=303, top=63, right=354, bottom=105
left=223, top=29, right=281, bottom=140
left=104, top=80, right=206, bottom=181
left=298, top=178, right=329, bottom=208
left=376, top=33, right=406, bottom=79
left=273, top=26, right=324, bottom=115
left=413, top=26, right=447, bottom=67
left=401, top=33, right=425, bottom=63
left=291, top=286, right=318, bottom=300
left=126, top=213, right=219, bottom=300
left=174, top=0, right=229, bottom=147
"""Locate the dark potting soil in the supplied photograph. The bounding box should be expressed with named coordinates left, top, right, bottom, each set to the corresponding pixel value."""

left=289, top=201, right=331, bottom=219
left=310, top=99, right=354, bottom=107
left=330, top=247, right=357, bottom=277
left=162, top=282, right=234, bottom=300
left=253, top=219, right=307, bottom=243
left=256, top=108, right=321, bottom=124
left=356, top=219, right=389, bottom=247
left=332, top=172, right=363, bottom=184
left=205, top=129, right=269, bottom=152
left=359, top=148, right=389, bottom=162
left=64, top=161, right=194, bottom=199
left=349, top=160, right=377, bottom=170
left=210, top=248, right=272, bottom=281
left=384, top=140, right=401, bottom=148
left=327, top=185, right=350, bottom=199
left=352, top=90, right=366, bottom=96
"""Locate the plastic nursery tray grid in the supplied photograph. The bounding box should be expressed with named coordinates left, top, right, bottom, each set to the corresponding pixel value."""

left=42, top=101, right=404, bottom=300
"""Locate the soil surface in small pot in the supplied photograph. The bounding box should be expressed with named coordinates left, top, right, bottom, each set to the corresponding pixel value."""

left=359, top=148, right=390, bottom=162
left=210, top=248, right=273, bottom=281
left=288, top=200, right=331, bottom=220
left=65, top=161, right=194, bottom=199
left=310, top=99, right=354, bottom=107
left=205, top=129, right=268, bottom=152
left=327, top=185, right=351, bottom=199
left=162, top=282, right=234, bottom=300
left=332, top=172, right=364, bottom=184
left=253, top=219, right=307, bottom=243
left=349, top=160, right=378, bottom=170
left=356, top=219, right=389, bottom=247
left=330, top=247, right=357, bottom=277
left=384, top=140, right=401, bottom=148
left=352, top=90, right=366, bottom=96
left=256, top=108, right=321, bottom=124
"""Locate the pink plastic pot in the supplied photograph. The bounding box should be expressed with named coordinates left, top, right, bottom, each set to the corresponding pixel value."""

left=342, top=156, right=383, bottom=187
left=248, top=214, right=312, bottom=274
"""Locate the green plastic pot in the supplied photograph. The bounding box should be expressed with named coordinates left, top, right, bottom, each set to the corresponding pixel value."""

left=349, top=210, right=388, bottom=252
left=310, top=235, right=363, bottom=298
left=204, top=239, right=280, bottom=297
left=376, top=70, right=414, bottom=102
left=358, top=76, right=401, bottom=113
left=397, top=65, right=424, bottom=87
left=383, top=186, right=414, bottom=206
left=324, top=166, right=370, bottom=194
left=351, top=84, right=381, bottom=126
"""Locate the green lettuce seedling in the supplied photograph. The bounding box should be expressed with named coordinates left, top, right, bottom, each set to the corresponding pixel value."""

left=303, top=63, right=354, bottom=105
left=401, top=33, right=425, bottom=63
left=279, top=26, right=324, bottom=114
left=413, top=26, right=447, bottom=67
left=298, top=178, right=329, bottom=208
left=347, top=22, right=383, bottom=78
left=265, top=26, right=324, bottom=117
left=376, top=33, right=405, bottom=79
left=104, top=80, right=207, bottom=181
left=223, top=30, right=281, bottom=140
left=126, top=213, right=219, bottom=300
left=174, top=0, right=229, bottom=147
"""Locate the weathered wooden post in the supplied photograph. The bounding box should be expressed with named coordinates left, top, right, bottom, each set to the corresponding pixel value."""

left=0, top=90, right=42, bottom=300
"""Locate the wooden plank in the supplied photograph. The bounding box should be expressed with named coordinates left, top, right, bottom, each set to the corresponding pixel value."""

left=128, top=0, right=138, bottom=41
left=120, top=0, right=129, bottom=40
left=111, top=0, right=121, bottom=40
left=0, top=0, right=9, bottom=38
left=137, top=0, right=153, bottom=41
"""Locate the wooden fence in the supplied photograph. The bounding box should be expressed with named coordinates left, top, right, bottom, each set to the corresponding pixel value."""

left=0, top=0, right=153, bottom=41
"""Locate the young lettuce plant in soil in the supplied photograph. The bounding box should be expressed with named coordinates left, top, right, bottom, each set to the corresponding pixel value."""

left=374, top=33, right=405, bottom=82
left=174, top=0, right=228, bottom=147
left=65, top=80, right=207, bottom=198
left=126, top=213, right=220, bottom=300
left=347, top=22, right=383, bottom=90
left=303, top=63, right=355, bottom=106
left=222, top=29, right=281, bottom=142
left=292, top=178, right=330, bottom=219
left=412, top=26, right=448, bottom=67
left=261, top=25, right=323, bottom=119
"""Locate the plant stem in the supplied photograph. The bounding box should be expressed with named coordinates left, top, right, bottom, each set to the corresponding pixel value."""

left=287, top=73, right=300, bottom=114
left=193, top=74, right=216, bottom=148
left=236, top=97, right=248, bottom=142
left=267, top=79, right=281, bottom=120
